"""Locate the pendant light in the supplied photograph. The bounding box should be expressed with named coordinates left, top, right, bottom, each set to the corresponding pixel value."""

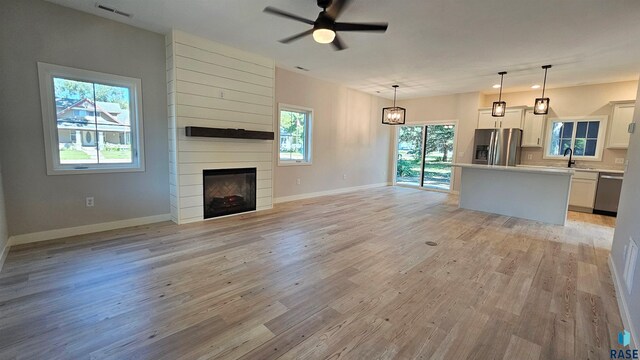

left=534, top=65, right=552, bottom=115
left=382, top=85, right=406, bottom=125
left=492, top=71, right=507, bottom=117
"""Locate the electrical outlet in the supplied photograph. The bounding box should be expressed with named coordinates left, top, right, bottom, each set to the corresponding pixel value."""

left=343, top=174, right=347, bottom=180
left=527, top=154, right=533, bottom=160
left=615, top=158, right=625, bottom=164
left=296, top=178, right=301, bottom=185
left=86, top=197, right=94, bottom=207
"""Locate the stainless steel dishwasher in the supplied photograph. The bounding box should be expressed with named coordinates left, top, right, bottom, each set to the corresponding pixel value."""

left=594, top=172, right=624, bottom=216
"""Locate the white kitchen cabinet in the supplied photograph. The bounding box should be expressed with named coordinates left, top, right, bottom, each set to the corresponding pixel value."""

left=501, top=109, right=524, bottom=129
left=607, top=101, right=635, bottom=149
left=478, top=110, right=498, bottom=129
left=522, top=109, right=545, bottom=147
left=477, top=107, right=525, bottom=129
left=569, top=171, right=598, bottom=212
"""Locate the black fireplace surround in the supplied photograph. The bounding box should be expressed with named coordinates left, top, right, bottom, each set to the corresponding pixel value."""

left=203, top=168, right=256, bottom=219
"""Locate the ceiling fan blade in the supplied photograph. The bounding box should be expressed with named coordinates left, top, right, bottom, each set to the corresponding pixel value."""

left=263, top=6, right=315, bottom=25
left=279, top=29, right=314, bottom=44
left=327, top=0, right=352, bottom=20
left=331, top=34, right=347, bottom=51
left=334, top=22, right=388, bottom=32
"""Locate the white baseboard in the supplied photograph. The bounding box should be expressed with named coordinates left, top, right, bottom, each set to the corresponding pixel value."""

left=8, top=213, right=171, bottom=247
left=0, top=240, right=9, bottom=273
left=274, top=182, right=391, bottom=204
left=609, top=255, right=638, bottom=348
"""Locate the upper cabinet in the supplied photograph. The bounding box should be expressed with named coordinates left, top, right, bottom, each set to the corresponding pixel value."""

left=607, top=101, right=635, bottom=149
left=501, top=109, right=525, bottom=129
left=477, top=107, right=525, bottom=129
left=477, top=110, right=497, bottom=129
left=521, top=109, right=545, bottom=147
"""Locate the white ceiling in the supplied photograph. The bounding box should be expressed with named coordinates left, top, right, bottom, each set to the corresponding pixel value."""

left=46, top=0, right=640, bottom=99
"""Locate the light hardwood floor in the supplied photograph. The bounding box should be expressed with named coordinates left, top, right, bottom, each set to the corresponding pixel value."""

left=0, top=187, right=623, bottom=359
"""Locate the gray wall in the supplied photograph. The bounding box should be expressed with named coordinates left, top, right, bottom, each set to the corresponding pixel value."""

left=0, top=0, right=169, bottom=236
left=610, top=79, right=640, bottom=345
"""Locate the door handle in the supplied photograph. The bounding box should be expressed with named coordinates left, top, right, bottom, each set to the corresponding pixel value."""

left=488, top=131, right=496, bottom=165
left=537, top=137, right=540, bottom=145
left=600, top=175, right=624, bottom=180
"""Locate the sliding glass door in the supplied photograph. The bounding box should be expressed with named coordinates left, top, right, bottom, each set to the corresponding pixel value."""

left=396, top=126, right=424, bottom=186
left=395, top=123, right=456, bottom=191
left=423, top=124, right=455, bottom=190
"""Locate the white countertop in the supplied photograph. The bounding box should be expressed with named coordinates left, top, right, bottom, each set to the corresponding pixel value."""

left=516, top=165, right=625, bottom=175
left=453, top=163, right=574, bottom=175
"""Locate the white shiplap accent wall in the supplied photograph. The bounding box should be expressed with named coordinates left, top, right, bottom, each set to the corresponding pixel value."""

left=166, top=30, right=275, bottom=224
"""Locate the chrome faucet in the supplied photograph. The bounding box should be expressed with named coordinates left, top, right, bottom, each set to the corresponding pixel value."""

left=563, top=147, right=575, bottom=168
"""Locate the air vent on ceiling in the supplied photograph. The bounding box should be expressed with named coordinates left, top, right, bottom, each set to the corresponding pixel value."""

left=95, top=3, right=132, bottom=18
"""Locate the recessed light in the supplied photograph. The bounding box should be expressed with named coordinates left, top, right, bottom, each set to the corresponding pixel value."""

left=531, top=84, right=541, bottom=89
left=492, top=84, right=501, bottom=89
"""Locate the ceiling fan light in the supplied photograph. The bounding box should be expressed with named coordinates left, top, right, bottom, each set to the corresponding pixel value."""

left=313, top=28, right=335, bottom=44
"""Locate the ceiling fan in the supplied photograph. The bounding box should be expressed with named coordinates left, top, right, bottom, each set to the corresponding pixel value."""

left=263, top=0, right=388, bottom=51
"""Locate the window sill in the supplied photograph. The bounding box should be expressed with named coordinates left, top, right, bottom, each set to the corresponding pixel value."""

left=46, top=166, right=145, bottom=176
left=277, top=161, right=312, bottom=167
left=542, top=155, right=603, bottom=162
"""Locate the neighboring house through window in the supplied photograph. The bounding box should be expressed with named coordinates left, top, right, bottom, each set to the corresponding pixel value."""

left=544, top=116, right=608, bottom=161
left=278, top=104, right=313, bottom=165
left=38, top=62, right=144, bottom=174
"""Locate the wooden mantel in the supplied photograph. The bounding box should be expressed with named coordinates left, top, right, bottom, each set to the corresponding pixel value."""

left=185, top=126, right=275, bottom=140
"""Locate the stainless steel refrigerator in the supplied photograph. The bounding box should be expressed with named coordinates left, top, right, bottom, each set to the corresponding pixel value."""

left=472, top=128, right=523, bottom=166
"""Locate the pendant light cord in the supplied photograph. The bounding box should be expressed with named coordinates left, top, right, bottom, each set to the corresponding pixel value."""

left=540, top=65, right=552, bottom=98
left=498, top=73, right=504, bottom=102
left=393, top=87, right=397, bottom=106
left=392, top=85, right=398, bottom=107
left=541, top=67, right=548, bottom=98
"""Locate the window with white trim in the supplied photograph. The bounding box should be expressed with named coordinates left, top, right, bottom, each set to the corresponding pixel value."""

left=38, top=62, right=144, bottom=174
left=278, top=104, right=313, bottom=165
left=544, top=116, right=608, bottom=161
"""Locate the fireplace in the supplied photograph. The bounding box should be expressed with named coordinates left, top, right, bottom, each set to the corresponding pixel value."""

left=203, top=168, right=256, bottom=219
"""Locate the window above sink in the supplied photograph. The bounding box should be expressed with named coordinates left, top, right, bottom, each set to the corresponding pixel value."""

left=543, top=116, right=608, bottom=161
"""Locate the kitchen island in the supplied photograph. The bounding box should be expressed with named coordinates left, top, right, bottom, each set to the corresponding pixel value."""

left=453, top=164, right=575, bottom=225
